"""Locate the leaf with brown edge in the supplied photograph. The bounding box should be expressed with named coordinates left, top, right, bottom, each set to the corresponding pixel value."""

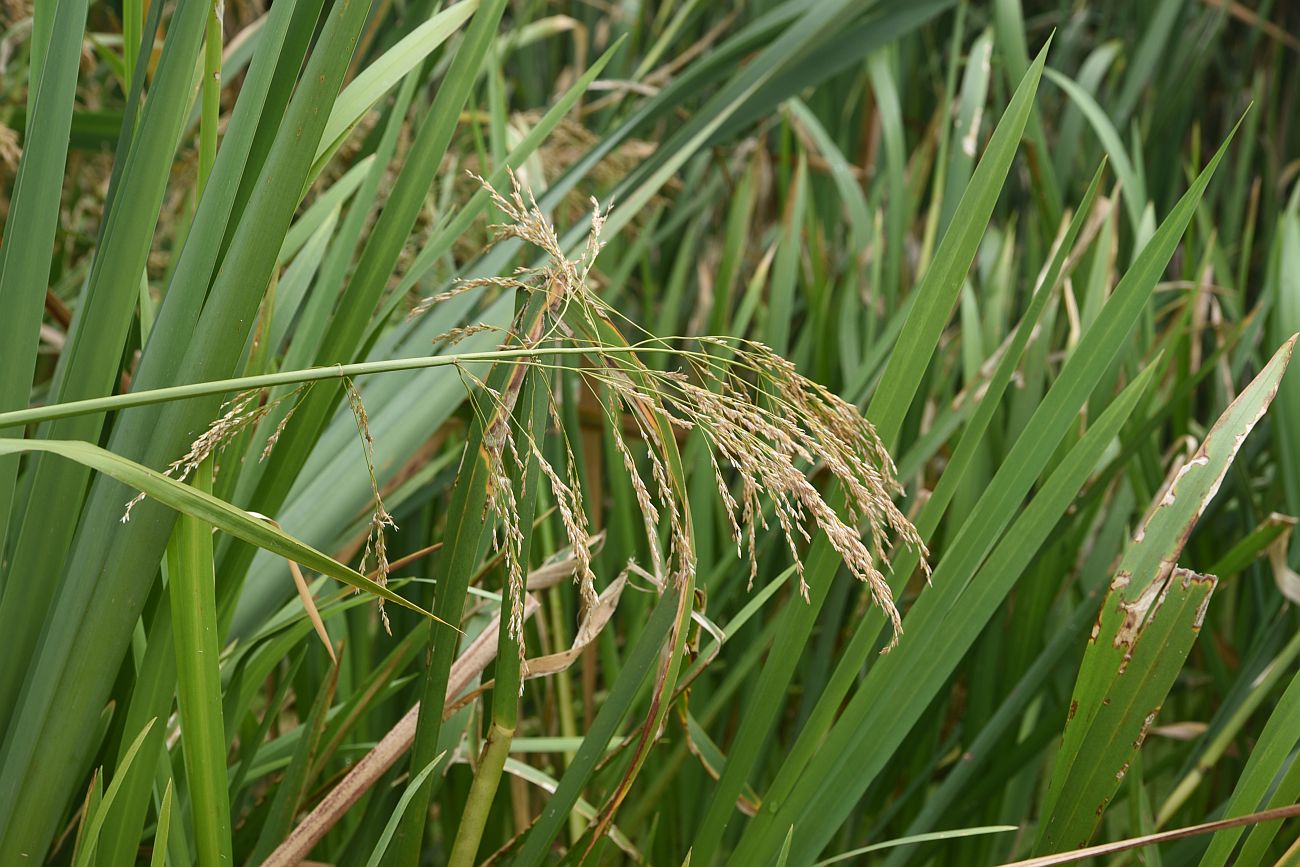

left=1036, top=334, right=1297, bottom=853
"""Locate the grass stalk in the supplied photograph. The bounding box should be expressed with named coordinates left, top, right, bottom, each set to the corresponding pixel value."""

left=446, top=370, right=544, bottom=865
left=166, top=459, right=233, bottom=867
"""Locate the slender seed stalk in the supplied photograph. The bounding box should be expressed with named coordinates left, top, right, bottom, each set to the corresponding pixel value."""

left=549, top=585, right=584, bottom=844
left=392, top=288, right=555, bottom=863
left=0, top=345, right=717, bottom=429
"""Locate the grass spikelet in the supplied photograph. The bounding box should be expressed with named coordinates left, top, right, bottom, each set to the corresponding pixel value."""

left=122, top=386, right=308, bottom=521
left=345, top=378, right=396, bottom=634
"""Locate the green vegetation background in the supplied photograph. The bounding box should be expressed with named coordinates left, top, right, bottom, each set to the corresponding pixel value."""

left=1, top=0, right=1299, bottom=864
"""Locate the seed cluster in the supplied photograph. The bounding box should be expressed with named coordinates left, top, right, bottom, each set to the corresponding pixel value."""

left=346, top=379, right=397, bottom=635
left=427, top=173, right=926, bottom=651
left=121, top=385, right=308, bottom=522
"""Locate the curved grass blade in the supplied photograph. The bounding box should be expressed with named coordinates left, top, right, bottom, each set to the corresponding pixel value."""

left=362, top=758, right=443, bottom=867
left=70, top=719, right=157, bottom=867
left=148, top=781, right=174, bottom=867
left=0, top=439, right=435, bottom=620
left=1036, top=335, right=1298, bottom=852
left=815, top=826, right=1019, bottom=865
left=1044, top=67, right=1146, bottom=232
left=1197, top=635, right=1300, bottom=862
left=312, top=0, right=478, bottom=169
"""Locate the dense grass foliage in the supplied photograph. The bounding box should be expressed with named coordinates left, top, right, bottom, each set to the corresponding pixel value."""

left=2, top=1, right=1300, bottom=864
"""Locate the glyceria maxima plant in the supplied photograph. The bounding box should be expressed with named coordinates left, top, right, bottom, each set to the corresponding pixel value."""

left=4, top=1, right=1300, bottom=865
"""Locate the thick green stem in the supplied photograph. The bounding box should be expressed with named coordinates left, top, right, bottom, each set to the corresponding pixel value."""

left=167, top=460, right=232, bottom=866
left=447, top=721, right=516, bottom=867
left=447, top=370, right=544, bottom=864
left=392, top=288, right=552, bottom=864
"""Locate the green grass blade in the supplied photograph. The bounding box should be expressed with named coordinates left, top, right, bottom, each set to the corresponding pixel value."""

left=0, top=438, right=433, bottom=617
left=936, top=27, right=993, bottom=238
left=0, top=0, right=91, bottom=551
left=71, top=719, right=157, bottom=867
left=990, top=0, right=1062, bottom=226
left=363, top=759, right=443, bottom=867
left=149, top=782, right=174, bottom=867
left=267, top=206, right=340, bottom=356
left=446, top=371, right=545, bottom=867
left=867, top=38, right=1050, bottom=450
left=1269, top=211, right=1300, bottom=531
left=766, top=153, right=806, bottom=355
left=94, top=591, right=179, bottom=866
left=1045, top=67, right=1147, bottom=231
left=815, top=826, right=1020, bottom=865
left=514, top=586, right=683, bottom=866
left=0, top=0, right=210, bottom=731
left=1224, top=720, right=1300, bottom=867
left=1198, top=666, right=1300, bottom=866
left=393, top=286, right=543, bottom=865
left=1035, top=569, right=1217, bottom=852
left=248, top=658, right=339, bottom=863
left=866, top=47, right=906, bottom=301
left=312, top=0, right=478, bottom=168
left=1039, top=335, right=1298, bottom=848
